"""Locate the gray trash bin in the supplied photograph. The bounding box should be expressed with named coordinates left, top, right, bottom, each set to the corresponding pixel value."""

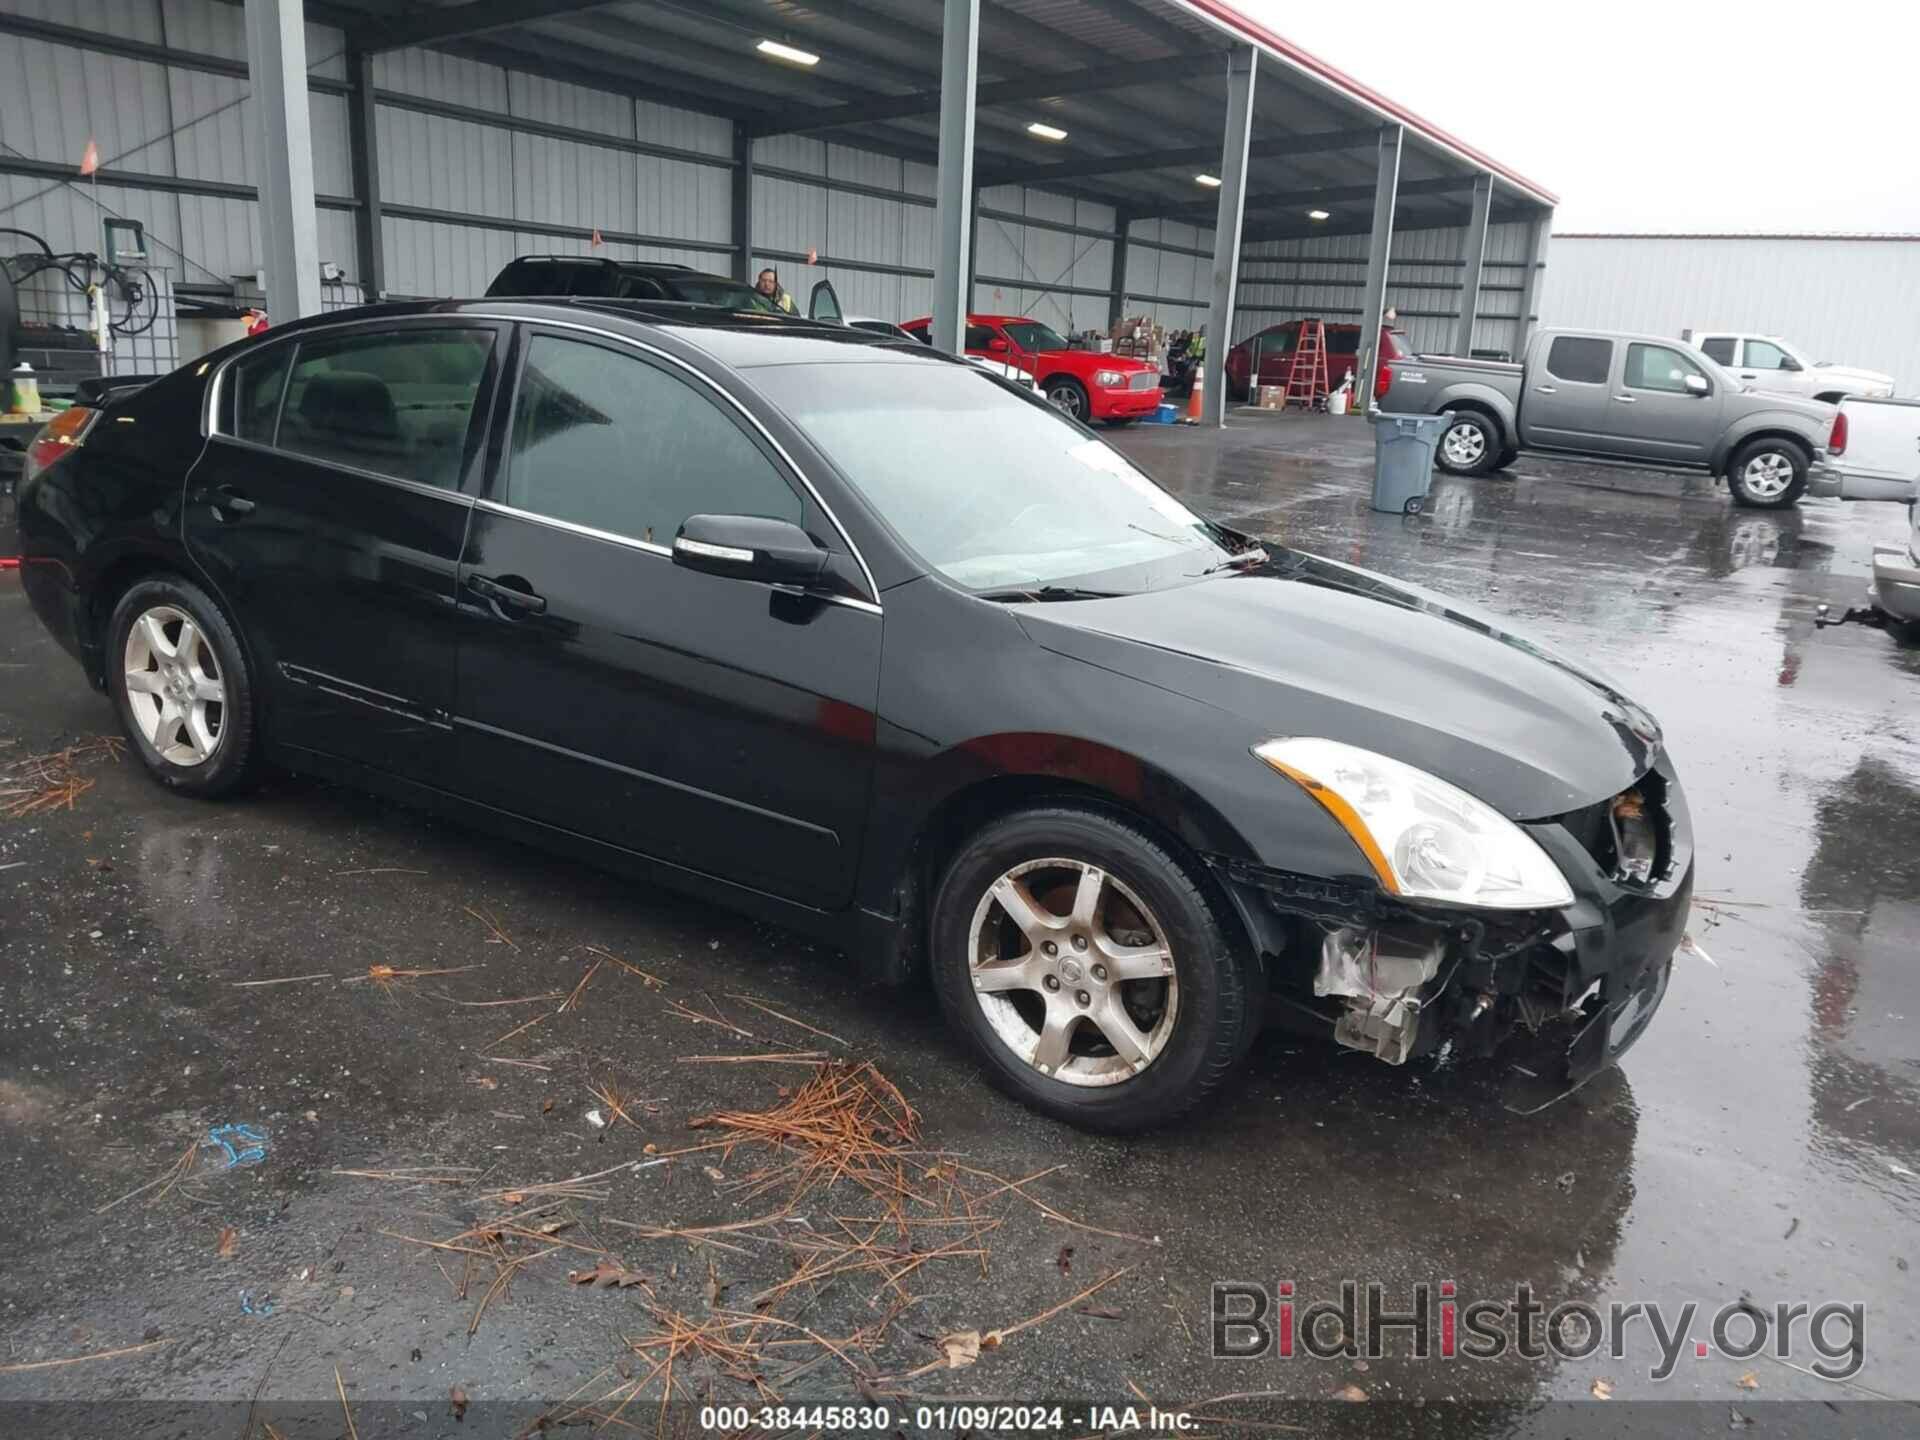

left=1368, top=410, right=1451, bottom=515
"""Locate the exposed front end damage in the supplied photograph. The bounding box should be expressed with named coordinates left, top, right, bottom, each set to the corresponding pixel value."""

left=1208, top=754, right=1694, bottom=1111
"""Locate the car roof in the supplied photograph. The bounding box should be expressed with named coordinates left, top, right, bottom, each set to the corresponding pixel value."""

left=253, top=297, right=958, bottom=370
left=503, top=254, right=698, bottom=275
left=900, top=313, right=1043, bottom=327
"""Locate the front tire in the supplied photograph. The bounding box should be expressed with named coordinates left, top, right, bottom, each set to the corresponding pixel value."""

left=1437, top=411, right=1501, bottom=476
left=929, top=805, right=1257, bottom=1133
left=1727, top=439, right=1808, bottom=508
left=1044, top=377, right=1090, bottom=422
left=107, top=576, right=260, bottom=798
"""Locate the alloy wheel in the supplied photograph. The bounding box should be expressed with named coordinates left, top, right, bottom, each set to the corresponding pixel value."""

left=966, top=857, right=1179, bottom=1087
left=1741, top=451, right=1795, bottom=499
left=1442, top=421, right=1487, bottom=467
left=123, top=605, right=225, bottom=767
left=1047, top=384, right=1084, bottom=419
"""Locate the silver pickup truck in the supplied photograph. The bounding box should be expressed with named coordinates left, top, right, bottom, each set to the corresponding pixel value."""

left=1380, top=328, right=1838, bottom=508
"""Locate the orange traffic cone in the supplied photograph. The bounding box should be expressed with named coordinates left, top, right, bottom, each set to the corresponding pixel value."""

left=1184, top=360, right=1205, bottom=424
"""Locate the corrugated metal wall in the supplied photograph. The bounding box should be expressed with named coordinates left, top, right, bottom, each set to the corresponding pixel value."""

left=1545, top=235, right=1920, bottom=393
left=1238, top=220, right=1535, bottom=355
left=2, top=0, right=1535, bottom=356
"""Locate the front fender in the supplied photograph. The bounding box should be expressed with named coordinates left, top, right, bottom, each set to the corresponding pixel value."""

left=1710, top=409, right=1827, bottom=471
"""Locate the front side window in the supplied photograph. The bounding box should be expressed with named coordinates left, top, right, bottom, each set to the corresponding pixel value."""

left=1002, top=321, right=1068, bottom=353
left=504, top=334, right=800, bottom=547
left=1624, top=343, right=1708, bottom=394
left=754, top=360, right=1236, bottom=594
left=1743, top=338, right=1791, bottom=370
left=1698, top=337, right=1736, bottom=365
left=275, top=328, right=494, bottom=488
left=1546, top=336, right=1612, bottom=384
left=964, top=324, right=1000, bottom=351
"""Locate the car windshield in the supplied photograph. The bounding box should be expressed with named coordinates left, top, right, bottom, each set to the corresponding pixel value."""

left=753, top=361, right=1236, bottom=594
left=664, top=275, right=778, bottom=312
left=1002, top=321, right=1068, bottom=353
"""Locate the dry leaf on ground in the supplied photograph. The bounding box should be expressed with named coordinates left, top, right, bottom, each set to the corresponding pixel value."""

left=1591, top=1378, right=1615, bottom=1400
left=448, top=1384, right=468, bottom=1421
left=938, top=1330, right=983, bottom=1369
left=567, top=1262, right=646, bottom=1289
left=1332, top=1382, right=1368, bottom=1402
left=215, top=1226, right=237, bottom=1259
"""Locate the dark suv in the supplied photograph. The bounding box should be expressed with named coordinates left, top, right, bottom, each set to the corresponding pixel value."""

left=486, top=256, right=845, bottom=324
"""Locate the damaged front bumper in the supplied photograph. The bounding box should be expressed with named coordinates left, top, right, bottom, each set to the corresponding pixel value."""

left=1211, top=751, right=1694, bottom=1111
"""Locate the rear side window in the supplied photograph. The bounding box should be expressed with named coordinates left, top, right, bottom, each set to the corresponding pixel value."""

left=1328, top=328, right=1361, bottom=356
left=276, top=328, right=494, bottom=489
left=1699, top=336, right=1736, bottom=365
left=503, top=333, right=801, bottom=547
left=223, top=344, right=293, bottom=443
left=1546, top=336, right=1612, bottom=384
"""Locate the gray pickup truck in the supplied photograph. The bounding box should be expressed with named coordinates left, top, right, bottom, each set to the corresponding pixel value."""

left=1380, top=328, right=1838, bottom=508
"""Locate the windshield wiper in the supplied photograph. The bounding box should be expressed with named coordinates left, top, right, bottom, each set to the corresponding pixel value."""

left=973, top=584, right=1126, bottom=603
left=1192, top=547, right=1270, bottom=577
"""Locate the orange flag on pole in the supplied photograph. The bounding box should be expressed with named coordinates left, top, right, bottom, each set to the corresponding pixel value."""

left=79, top=139, right=101, bottom=176
left=589, top=227, right=603, bottom=249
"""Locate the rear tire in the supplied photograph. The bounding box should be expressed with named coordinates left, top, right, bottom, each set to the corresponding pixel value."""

left=929, top=805, right=1257, bottom=1133
left=1727, top=438, right=1808, bottom=508
left=1436, top=411, right=1501, bottom=476
left=106, top=576, right=260, bottom=798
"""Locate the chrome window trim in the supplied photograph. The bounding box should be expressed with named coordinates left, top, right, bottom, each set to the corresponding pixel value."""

left=203, top=432, right=477, bottom=506
left=204, top=308, right=886, bottom=611
left=470, top=497, right=882, bottom=617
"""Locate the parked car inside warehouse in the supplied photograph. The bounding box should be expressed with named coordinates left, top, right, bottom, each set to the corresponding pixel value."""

left=17, top=300, right=1690, bottom=1131
left=901, top=313, right=1162, bottom=424
left=1381, top=327, right=1839, bottom=507
left=1224, top=319, right=1407, bottom=402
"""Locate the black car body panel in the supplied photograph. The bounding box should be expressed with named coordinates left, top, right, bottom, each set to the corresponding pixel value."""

left=17, top=299, right=1694, bottom=1110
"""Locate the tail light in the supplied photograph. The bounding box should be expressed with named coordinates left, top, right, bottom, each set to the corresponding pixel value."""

left=1375, top=360, right=1393, bottom=401
left=1828, top=409, right=1848, bottom=456
left=22, top=406, right=99, bottom=484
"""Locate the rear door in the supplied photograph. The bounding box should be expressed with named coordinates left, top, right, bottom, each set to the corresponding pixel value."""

left=1607, top=341, right=1721, bottom=461
left=449, top=324, right=881, bottom=908
left=185, top=319, right=503, bottom=778
left=1522, top=335, right=1616, bottom=449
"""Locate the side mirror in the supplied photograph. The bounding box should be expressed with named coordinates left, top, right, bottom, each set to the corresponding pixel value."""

left=1779, top=355, right=1803, bottom=372
left=673, top=513, right=829, bottom=586
left=1683, top=373, right=1710, bottom=397
left=987, top=337, right=1009, bottom=353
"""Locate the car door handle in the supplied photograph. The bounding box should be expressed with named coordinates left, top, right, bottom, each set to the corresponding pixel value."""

left=1614, top=394, right=1637, bottom=403
left=466, top=573, right=547, bottom=615
left=1534, top=384, right=1557, bottom=394
left=192, top=484, right=255, bottom=519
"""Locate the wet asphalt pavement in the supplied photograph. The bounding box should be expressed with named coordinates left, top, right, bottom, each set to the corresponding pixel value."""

left=2, top=414, right=1918, bottom=1437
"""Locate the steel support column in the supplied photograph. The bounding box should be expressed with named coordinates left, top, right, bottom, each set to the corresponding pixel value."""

left=1452, top=171, right=1493, bottom=358
left=345, top=48, right=384, bottom=301
left=244, top=0, right=321, bottom=320
left=930, top=0, right=980, bottom=355
left=1355, top=124, right=1403, bottom=410
left=1108, top=211, right=1131, bottom=331
left=1201, top=45, right=1256, bottom=426
left=1511, top=212, right=1552, bottom=359
left=731, top=122, right=753, bottom=283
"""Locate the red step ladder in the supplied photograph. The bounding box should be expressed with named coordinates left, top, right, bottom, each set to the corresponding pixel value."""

left=1282, top=319, right=1330, bottom=409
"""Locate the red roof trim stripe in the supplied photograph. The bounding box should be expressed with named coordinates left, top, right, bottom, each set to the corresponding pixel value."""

left=1164, top=0, right=1559, bottom=207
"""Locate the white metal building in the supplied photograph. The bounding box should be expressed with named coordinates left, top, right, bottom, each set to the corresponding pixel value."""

left=0, top=0, right=1556, bottom=413
left=1544, top=233, right=1920, bottom=393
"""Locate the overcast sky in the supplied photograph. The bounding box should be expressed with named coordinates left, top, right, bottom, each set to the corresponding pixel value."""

left=1228, top=0, right=1920, bottom=233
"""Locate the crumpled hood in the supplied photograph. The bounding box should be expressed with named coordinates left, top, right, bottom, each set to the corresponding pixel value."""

left=1016, top=548, right=1662, bottom=820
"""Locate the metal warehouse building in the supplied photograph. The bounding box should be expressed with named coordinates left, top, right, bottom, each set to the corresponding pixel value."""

left=1544, top=233, right=1920, bottom=394
left=1, top=0, right=1558, bottom=421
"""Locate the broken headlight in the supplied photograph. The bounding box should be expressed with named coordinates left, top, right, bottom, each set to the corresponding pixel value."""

left=1253, top=737, right=1575, bottom=911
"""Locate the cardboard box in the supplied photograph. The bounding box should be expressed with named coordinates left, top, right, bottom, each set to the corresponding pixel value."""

left=1257, top=384, right=1287, bottom=409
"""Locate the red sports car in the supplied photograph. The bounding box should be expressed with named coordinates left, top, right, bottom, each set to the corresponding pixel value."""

left=901, top=314, right=1163, bottom=425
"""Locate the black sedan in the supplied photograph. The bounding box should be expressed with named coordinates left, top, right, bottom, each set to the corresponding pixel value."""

left=17, top=300, right=1692, bottom=1131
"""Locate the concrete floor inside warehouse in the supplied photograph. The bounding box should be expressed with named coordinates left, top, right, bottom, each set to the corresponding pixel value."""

left=2, top=411, right=1917, bottom=1435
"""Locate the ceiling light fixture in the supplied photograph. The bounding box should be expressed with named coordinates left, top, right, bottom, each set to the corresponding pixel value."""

left=1194, top=173, right=1223, bottom=188
left=1307, top=208, right=1331, bottom=221
left=756, top=38, right=820, bottom=66
left=1026, top=121, right=1069, bottom=141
